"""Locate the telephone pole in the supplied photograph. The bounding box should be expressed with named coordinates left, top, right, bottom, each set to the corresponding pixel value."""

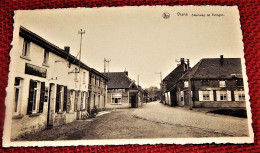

left=187, top=59, right=192, bottom=110
left=78, top=29, right=85, bottom=73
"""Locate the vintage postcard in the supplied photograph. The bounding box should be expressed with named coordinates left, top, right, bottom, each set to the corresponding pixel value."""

left=3, top=6, right=254, bottom=147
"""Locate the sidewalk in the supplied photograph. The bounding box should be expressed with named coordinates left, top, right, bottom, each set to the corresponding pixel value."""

left=131, top=101, right=249, bottom=136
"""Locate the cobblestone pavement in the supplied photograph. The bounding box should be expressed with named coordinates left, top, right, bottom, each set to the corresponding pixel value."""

left=132, top=101, right=249, bottom=136
left=16, top=107, right=227, bottom=141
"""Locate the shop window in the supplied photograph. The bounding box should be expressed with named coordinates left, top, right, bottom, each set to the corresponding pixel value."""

left=219, top=81, right=226, bottom=87
left=13, top=78, right=23, bottom=114
left=43, top=50, right=49, bottom=66
left=21, top=39, right=30, bottom=59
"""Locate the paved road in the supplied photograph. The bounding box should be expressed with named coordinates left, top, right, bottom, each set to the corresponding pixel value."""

left=132, top=101, right=249, bottom=136
left=15, top=107, right=227, bottom=141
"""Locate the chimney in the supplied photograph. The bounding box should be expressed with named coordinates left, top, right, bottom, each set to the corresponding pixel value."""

left=220, top=55, right=224, bottom=65
left=124, top=71, right=128, bottom=76
left=181, top=58, right=185, bottom=65
left=64, top=46, right=70, bottom=53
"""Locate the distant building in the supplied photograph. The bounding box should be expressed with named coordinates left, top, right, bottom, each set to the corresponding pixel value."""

left=165, top=56, right=246, bottom=108
left=103, top=71, right=143, bottom=108
left=9, top=26, right=108, bottom=140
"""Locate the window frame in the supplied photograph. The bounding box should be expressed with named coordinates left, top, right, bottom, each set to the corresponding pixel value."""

left=21, top=39, right=31, bottom=60
left=219, top=80, right=226, bottom=87
left=13, top=78, right=23, bottom=115
left=42, top=49, right=50, bottom=66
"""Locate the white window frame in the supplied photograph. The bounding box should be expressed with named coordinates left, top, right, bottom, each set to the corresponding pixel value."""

left=59, top=86, right=64, bottom=112
left=202, top=91, right=210, bottom=101
left=184, top=81, right=189, bottom=88
left=234, top=90, right=245, bottom=101
left=70, top=90, right=75, bottom=112
left=21, top=39, right=31, bottom=59
left=32, top=81, right=40, bottom=113
left=219, top=80, right=226, bottom=87
left=13, top=78, right=23, bottom=114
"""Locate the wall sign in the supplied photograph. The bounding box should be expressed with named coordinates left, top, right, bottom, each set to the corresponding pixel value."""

left=25, top=63, right=47, bottom=78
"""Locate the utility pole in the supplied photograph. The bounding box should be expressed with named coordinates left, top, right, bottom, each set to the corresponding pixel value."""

left=187, top=59, right=192, bottom=110
left=137, top=74, right=139, bottom=86
left=78, top=29, right=85, bottom=73
left=104, top=58, right=106, bottom=73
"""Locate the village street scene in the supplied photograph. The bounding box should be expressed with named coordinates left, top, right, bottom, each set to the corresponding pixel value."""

left=4, top=7, right=251, bottom=145
left=8, top=26, right=248, bottom=141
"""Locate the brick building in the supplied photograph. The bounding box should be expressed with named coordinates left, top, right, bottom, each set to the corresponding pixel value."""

left=7, top=26, right=108, bottom=140
left=168, top=56, right=246, bottom=108
left=103, top=71, right=143, bottom=108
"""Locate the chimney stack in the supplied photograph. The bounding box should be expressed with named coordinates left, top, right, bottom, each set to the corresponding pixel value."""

left=220, top=55, right=224, bottom=65
left=64, top=46, right=70, bottom=53
left=124, top=71, right=128, bottom=76
left=181, top=58, right=185, bottom=65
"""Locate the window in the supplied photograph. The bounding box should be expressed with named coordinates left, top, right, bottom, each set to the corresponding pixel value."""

left=219, top=81, right=226, bottom=87
left=55, top=85, right=65, bottom=113
left=199, top=90, right=213, bottom=101
left=237, top=79, right=243, bottom=86
left=22, top=39, right=30, bottom=58
left=13, top=78, right=23, bottom=114
left=202, top=91, right=210, bottom=101
left=27, top=80, right=45, bottom=114
left=220, top=92, right=227, bottom=101
left=238, top=93, right=245, bottom=101
left=83, top=72, right=86, bottom=84
left=43, top=50, right=49, bottom=66
left=184, top=81, right=189, bottom=88
left=74, top=68, right=78, bottom=82
left=44, top=87, right=49, bottom=102
left=234, top=90, right=245, bottom=101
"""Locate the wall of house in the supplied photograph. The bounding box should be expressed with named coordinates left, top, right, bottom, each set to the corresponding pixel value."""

left=106, top=90, right=130, bottom=109
left=9, top=36, right=92, bottom=139
left=174, top=79, right=246, bottom=108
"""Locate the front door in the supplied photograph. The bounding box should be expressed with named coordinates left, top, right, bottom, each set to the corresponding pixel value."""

left=130, top=94, right=136, bottom=108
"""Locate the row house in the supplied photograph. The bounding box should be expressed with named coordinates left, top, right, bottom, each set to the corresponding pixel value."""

left=162, top=58, right=188, bottom=106
left=8, top=26, right=108, bottom=140
left=167, top=55, right=246, bottom=108
left=102, top=71, right=143, bottom=108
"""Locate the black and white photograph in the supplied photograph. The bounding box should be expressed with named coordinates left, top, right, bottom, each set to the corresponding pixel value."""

left=3, top=6, right=253, bottom=147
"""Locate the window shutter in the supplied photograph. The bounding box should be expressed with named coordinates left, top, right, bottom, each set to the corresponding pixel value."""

left=234, top=91, right=239, bottom=101
left=39, top=82, right=45, bottom=113
left=63, top=86, right=67, bottom=112
left=216, top=91, right=220, bottom=101
left=67, top=89, right=71, bottom=113
left=27, top=80, right=34, bottom=114
left=80, top=92, right=83, bottom=110
left=74, top=91, right=78, bottom=111
left=209, top=90, right=214, bottom=101
left=198, top=90, right=202, bottom=101
left=55, top=84, right=60, bottom=113
left=227, top=90, right=231, bottom=101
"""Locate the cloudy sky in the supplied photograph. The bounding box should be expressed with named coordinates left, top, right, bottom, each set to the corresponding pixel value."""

left=14, top=6, right=244, bottom=88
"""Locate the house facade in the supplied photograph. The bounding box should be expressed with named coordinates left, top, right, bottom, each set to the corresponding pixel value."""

left=162, top=58, right=188, bottom=106
left=8, top=26, right=108, bottom=140
left=171, top=56, right=246, bottom=108
left=103, top=71, right=143, bottom=109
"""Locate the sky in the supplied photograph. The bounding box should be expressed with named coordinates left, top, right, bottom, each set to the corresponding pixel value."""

left=14, top=6, right=244, bottom=88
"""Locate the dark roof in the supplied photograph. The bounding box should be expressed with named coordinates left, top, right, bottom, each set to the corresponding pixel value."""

left=182, top=58, right=242, bottom=80
left=163, top=63, right=188, bottom=91
left=20, top=26, right=108, bottom=80
left=102, top=72, right=134, bottom=89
